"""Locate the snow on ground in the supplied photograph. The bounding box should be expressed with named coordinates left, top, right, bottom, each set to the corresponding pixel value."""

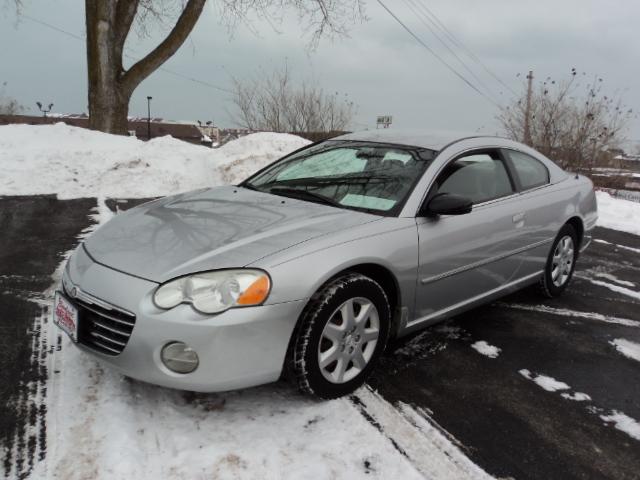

left=519, top=369, right=570, bottom=392
left=518, top=368, right=640, bottom=442
left=0, top=124, right=499, bottom=479
left=600, top=411, right=640, bottom=441
left=470, top=341, right=501, bottom=358
left=0, top=123, right=309, bottom=198
left=609, top=338, right=640, bottom=363
left=593, top=238, right=640, bottom=254
left=591, top=272, right=635, bottom=288
left=501, top=303, right=640, bottom=328
left=579, top=276, right=640, bottom=301
left=561, top=392, right=591, bottom=402
left=354, top=388, right=492, bottom=479
left=596, top=191, right=640, bottom=236
left=40, top=320, right=423, bottom=479
left=4, top=124, right=640, bottom=477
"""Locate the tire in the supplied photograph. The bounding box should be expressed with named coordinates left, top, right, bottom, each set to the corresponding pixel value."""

left=292, top=273, right=391, bottom=399
left=540, top=224, right=578, bottom=298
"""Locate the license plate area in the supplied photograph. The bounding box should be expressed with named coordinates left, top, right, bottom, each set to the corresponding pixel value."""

left=53, top=291, right=79, bottom=342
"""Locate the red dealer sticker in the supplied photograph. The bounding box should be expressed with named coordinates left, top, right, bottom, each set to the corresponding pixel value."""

left=53, top=291, right=79, bottom=343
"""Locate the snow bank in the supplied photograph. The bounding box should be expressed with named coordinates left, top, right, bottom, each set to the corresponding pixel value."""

left=596, top=191, right=640, bottom=236
left=0, top=123, right=309, bottom=199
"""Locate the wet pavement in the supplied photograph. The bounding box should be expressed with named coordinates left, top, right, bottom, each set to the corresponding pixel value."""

left=370, top=227, right=640, bottom=480
left=1, top=195, right=639, bottom=479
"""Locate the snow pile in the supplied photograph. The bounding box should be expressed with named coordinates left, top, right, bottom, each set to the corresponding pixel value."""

left=596, top=191, right=640, bottom=236
left=0, top=123, right=309, bottom=199
left=42, top=337, right=422, bottom=479
left=610, top=338, right=640, bottom=363
left=470, top=341, right=501, bottom=358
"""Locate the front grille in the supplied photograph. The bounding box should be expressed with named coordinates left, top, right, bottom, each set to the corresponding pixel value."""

left=63, top=284, right=136, bottom=356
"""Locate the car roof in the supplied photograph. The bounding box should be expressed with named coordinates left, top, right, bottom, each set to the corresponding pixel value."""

left=334, top=129, right=502, bottom=151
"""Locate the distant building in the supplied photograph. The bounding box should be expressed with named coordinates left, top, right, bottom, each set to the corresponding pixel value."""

left=0, top=114, right=207, bottom=146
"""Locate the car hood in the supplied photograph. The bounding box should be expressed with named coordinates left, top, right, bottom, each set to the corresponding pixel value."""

left=84, top=186, right=380, bottom=283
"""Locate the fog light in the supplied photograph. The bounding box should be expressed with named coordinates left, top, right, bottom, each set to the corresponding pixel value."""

left=161, top=342, right=199, bottom=374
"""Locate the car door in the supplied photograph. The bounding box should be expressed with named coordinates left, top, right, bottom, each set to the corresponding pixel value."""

left=411, top=149, right=529, bottom=326
left=499, top=148, right=558, bottom=278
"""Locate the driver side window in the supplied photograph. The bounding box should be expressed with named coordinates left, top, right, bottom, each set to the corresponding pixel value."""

left=434, top=151, right=514, bottom=204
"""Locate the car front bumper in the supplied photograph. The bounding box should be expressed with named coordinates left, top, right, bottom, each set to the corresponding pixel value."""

left=62, top=245, right=306, bottom=392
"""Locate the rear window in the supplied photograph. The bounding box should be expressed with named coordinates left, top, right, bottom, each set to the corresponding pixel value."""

left=505, top=150, right=550, bottom=190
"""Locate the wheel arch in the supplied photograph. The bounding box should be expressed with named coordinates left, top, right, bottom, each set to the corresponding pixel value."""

left=281, top=261, right=402, bottom=379
left=565, top=216, right=584, bottom=248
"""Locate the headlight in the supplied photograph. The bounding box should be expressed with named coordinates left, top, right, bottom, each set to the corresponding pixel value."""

left=153, top=269, right=271, bottom=314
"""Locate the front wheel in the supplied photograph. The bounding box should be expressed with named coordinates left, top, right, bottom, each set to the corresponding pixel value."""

left=540, top=224, right=578, bottom=298
left=292, top=273, right=390, bottom=399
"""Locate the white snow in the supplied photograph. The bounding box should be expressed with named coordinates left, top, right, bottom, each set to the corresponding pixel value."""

left=600, top=411, right=640, bottom=441
left=596, top=191, right=640, bottom=236
left=593, top=238, right=640, bottom=254
left=0, top=123, right=495, bottom=479
left=354, top=388, right=493, bottom=479
left=470, top=341, right=501, bottom=358
left=501, top=303, right=640, bottom=328
left=519, top=369, right=570, bottom=392
left=561, top=392, right=592, bottom=402
left=610, top=338, right=640, bottom=363
left=582, top=277, right=640, bottom=301
left=0, top=123, right=309, bottom=199
left=592, top=272, right=635, bottom=288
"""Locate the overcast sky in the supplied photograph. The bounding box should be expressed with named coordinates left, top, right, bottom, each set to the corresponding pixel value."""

left=1, top=0, right=638, bottom=147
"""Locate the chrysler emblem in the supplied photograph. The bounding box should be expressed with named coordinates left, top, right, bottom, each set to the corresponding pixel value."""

left=70, top=287, right=78, bottom=298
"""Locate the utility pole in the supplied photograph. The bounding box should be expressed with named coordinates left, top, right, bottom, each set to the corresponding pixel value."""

left=523, top=70, right=534, bottom=146
left=146, top=96, right=153, bottom=140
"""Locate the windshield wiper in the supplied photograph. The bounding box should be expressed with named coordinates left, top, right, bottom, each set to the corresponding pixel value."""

left=239, top=182, right=260, bottom=191
left=269, top=187, right=343, bottom=208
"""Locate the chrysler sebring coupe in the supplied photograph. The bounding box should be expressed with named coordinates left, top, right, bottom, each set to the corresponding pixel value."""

left=53, top=130, right=597, bottom=398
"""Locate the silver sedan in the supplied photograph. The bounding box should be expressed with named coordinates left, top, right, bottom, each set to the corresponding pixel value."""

left=53, top=130, right=598, bottom=398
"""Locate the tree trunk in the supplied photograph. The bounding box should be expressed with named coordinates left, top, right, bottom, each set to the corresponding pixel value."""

left=85, top=0, right=206, bottom=135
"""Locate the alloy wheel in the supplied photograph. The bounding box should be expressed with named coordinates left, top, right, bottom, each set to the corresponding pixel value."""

left=551, top=235, right=575, bottom=287
left=317, top=297, right=380, bottom=384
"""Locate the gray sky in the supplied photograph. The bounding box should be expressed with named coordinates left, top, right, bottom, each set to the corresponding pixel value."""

left=1, top=0, right=639, bottom=147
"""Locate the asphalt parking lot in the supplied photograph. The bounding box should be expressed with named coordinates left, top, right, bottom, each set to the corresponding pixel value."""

left=1, top=195, right=639, bottom=479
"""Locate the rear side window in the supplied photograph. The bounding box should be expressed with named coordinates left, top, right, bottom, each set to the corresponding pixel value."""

left=505, top=150, right=549, bottom=190
left=434, top=151, right=514, bottom=204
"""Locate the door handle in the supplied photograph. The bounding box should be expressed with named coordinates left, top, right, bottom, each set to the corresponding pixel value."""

left=512, top=212, right=525, bottom=224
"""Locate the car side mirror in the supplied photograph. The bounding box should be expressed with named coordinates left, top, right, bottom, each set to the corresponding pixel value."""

left=421, top=192, right=472, bottom=216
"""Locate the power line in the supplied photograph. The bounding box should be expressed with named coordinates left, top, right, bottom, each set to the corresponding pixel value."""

left=375, top=0, right=500, bottom=107
left=20, top=13, right=233, bottom=94
left=22, top=13, right=84, bottom=41
left=401, top=0, right=499, bottom=103
left=412, top=0, right=518, bottom=97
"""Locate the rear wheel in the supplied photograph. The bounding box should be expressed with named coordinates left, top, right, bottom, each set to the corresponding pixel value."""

left=292, top=273, right=390, bottom=399
left=540, top=224, right=578, bottom=297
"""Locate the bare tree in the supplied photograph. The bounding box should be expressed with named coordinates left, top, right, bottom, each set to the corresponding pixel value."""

left=84, top=0, right=207, bottom=134
left=84, top=0, right=364, bottom=134
left=7, top=1, right=363, bottom=134
left=497, top=70, right=635, bottom=171
left=0, top=81, right=24, bottom=115
left=231, top=64, right=356, bottom=132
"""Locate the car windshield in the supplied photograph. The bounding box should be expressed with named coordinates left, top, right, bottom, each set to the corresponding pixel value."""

left=242, top=141, right=436, bottom=215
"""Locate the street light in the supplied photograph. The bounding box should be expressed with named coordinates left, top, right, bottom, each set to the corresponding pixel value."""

left=146, top=96, right=153, bottom=140
left=36, top=101, right=54, bottom=118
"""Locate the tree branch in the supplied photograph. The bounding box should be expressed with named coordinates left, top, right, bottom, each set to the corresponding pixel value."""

left=121, top=0, right=206, bottom=93
left=115, top=0, right=140, bottom=50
